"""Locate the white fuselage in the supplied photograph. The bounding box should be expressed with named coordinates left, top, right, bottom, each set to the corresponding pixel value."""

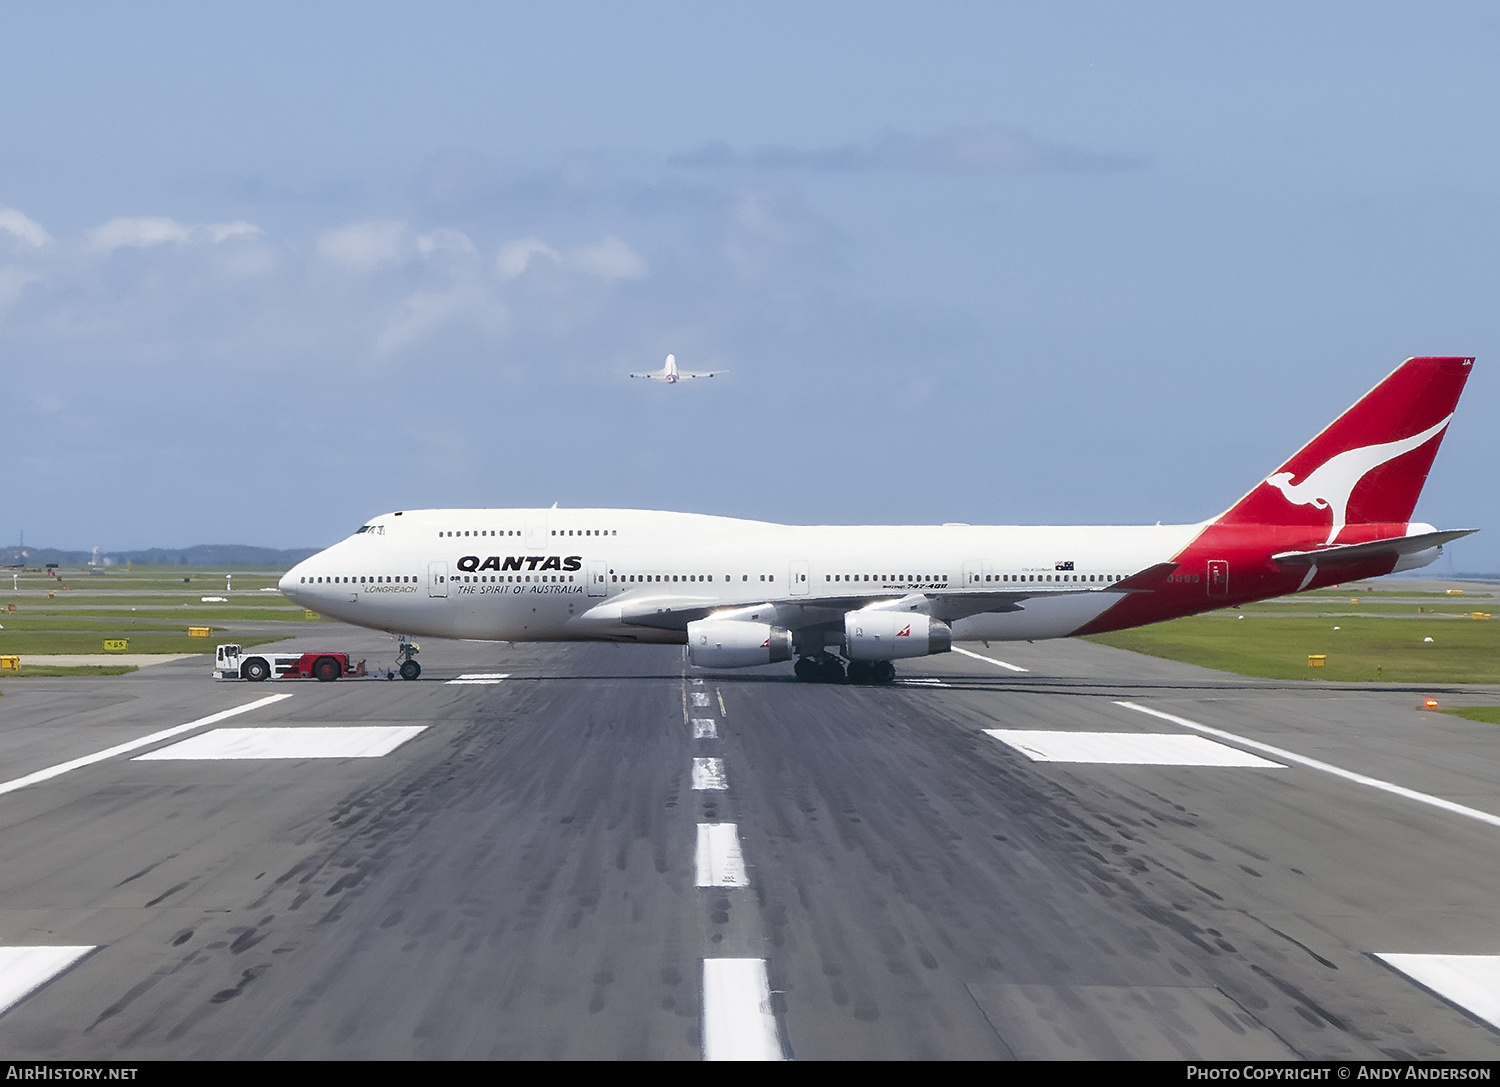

left=278, top=508, right=1202, bottom=645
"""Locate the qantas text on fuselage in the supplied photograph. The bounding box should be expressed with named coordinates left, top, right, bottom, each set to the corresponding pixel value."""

left=280, top=357, right=1476, bottom=683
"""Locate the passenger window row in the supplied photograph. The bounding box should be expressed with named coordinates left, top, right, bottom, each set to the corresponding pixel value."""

left=826, top=574, right=947, bottom=584
left=436, top=528, right=619, bottom=538
left=981, top=573, right=1123, bottom=583
left=458, top=575, right=573, bottom=583
left=301, top=575, right=417, bottom=584
left=611, top=574, right=775, bottom=583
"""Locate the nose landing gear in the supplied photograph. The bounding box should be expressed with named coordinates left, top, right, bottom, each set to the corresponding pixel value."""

left=393, top=635, right=421, bottom=680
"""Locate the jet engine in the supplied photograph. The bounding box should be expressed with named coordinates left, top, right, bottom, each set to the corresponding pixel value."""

left=686, top=619, right=794, bottom=669
left=844, top=611, right=952, bottom=660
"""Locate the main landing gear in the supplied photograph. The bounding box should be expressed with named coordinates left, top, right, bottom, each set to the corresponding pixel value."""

left=793, top=655, right=895, bottom=685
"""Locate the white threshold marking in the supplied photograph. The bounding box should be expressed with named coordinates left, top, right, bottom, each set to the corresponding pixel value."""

left=953, top=646, right=1029, bottom=672
left=0, top=694, right=293, bottom=797
left=986, top=730, right=1281, bottom=767
left=695, top=823, right=749, bottom=887
left=692, top=757, right=727, bottom=791
left=1376, top=954, right=1500, bottom=1029
left=692, top=692, right=712, bottom=707
left=135, top=726, right=426, bottom=760
left=692, top=718, right=719, bottom=739
left=1118, top=701, right=1500, bottom=830
left=447, top=673, right=511, bottom=685
left=0, top=946, right=96, bottom=1018
left=702, top=958, right=783, bottom=1061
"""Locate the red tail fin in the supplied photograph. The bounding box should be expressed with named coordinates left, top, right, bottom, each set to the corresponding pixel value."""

left=1217, top=356, right=1472, bottom=544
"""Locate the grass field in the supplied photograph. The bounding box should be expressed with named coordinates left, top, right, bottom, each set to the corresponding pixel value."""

left=0, top=565, right=307, bottom=659
left=1436, top=706, right=1500, bottom=724
left=1086, top=612, right=1500, bottom=684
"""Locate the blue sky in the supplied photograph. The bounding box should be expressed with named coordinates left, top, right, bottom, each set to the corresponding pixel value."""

left=3, top=2, right=1498, bottom=568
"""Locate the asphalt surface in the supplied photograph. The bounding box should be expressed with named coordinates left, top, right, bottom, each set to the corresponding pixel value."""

left=1, top=627, right=1500, bottom=1059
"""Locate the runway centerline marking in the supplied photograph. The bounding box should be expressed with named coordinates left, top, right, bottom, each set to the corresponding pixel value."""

left=953, top=646, right=1029, bottom=672
left=135, top=726, right=426, bottom=761
left=695, top=823, right=749, bottom=887
left=1118, top=701, right=1500, bottom=829
left=987, top=730, right=1281, bottom=767
left=692, top=718, right=718, bottom=739
left=1376, top=954, right=1500, bottom=1029
left=692, top=757, right=727, bottom=791
left=0, top=946, right=96, bottom=1019
left=701, top=958, right=784, bottom=1060
left=447, top=673, right=510, bottom=685
left=897, top=678, right=950, bottom=688
left=0, top=694, right=293, bottom=797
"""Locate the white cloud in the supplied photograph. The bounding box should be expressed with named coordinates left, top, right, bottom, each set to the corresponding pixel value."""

left=374, top=282, right=509, bottom=354
left=316, top=220, right=410, bottom=271
left=569, top=236, right=648, bottom=280
left=673, top=126, right=1137, bottom=176
left=0, top=267, right=41, bottom=310
left=496, top=237, right=561, bottom=279
left=91, top=216, right=262, bottom=251
left=416, top=228, right=477, bottom=258
left=0, top=207, right=52, bottom=247
left=496, top=235, right=646, bottom=280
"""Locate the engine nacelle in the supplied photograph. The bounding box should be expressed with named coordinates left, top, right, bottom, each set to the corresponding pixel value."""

left=686, top=619, right=794, bottom=669
left=844, top=611, right=952, bottom=660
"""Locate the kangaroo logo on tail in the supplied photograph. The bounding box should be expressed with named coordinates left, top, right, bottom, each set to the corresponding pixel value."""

left=1265, top=415, right=1451, bottom=544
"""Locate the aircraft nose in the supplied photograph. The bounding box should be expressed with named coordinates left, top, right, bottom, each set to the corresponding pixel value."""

left=279, top=567, right=303, bottom=599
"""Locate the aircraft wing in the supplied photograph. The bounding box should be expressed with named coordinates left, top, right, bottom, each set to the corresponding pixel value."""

left=597, top=580, right=1160, bottom=633
left=583, top=561, right=1179, bottom=634
left=628, top=372, right=669, bottom=380
left=676, top=370, right=727, bottom=379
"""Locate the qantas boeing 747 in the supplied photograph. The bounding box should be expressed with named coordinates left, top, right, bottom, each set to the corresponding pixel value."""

left=279, top=356, right=1475, bottom=683
left=629, top=354, right=726, bottom=382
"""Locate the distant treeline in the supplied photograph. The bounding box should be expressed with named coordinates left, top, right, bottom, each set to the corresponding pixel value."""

left=0, top=544, right=319, bottom=568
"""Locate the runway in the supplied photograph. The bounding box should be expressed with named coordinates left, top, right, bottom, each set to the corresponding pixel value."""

left=2, top=629, right=1500, bottom=1058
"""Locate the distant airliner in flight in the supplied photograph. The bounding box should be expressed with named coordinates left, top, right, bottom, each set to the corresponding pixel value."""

left=281, top=356, right=1474, bottom=683
left=629, top=354, right=726, bottom=382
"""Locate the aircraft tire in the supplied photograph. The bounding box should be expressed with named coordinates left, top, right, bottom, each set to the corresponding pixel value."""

left=793, top=657, right=819, bottom=682
left=399, top=660, right=421, bottom=681
left=847, top=660, right=873, bottom=684
left=872, top=661, right=896, bottom=684
left=313, top=656, right=341, bottom=682
left=819, top=658, right=846, bottom=684
left=242, top=658, right=269, bottom=682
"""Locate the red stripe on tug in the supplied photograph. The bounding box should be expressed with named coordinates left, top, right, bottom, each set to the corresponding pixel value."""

left=1076, top=357, right=1473, bottom=637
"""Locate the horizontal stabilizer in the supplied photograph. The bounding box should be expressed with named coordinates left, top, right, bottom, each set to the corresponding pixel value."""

left=1271, top=528, right=1477, bottom=567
